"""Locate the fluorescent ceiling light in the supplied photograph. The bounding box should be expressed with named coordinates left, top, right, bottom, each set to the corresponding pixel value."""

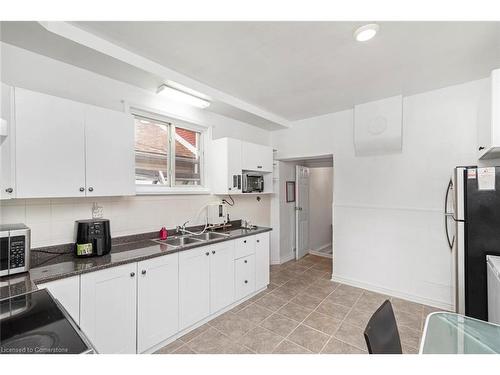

left=156, top=84, right=211, bottom=109
left=354, top=24, right=379, bottom=42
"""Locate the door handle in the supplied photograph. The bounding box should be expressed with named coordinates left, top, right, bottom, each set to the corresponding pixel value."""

left=295, top=207, right=302, bottom=211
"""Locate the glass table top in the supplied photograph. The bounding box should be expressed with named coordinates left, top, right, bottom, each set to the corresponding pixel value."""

left=420, top=312, right=500, bottom=354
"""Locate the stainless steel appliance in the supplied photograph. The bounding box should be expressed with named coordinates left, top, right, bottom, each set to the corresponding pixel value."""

left=445, top=166, right=500, bottom=320
left=242, top=172, right=264, bottom=193
left=0, top=224, right=30, bottom=277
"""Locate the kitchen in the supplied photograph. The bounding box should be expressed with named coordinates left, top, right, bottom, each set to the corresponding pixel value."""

left=1, top=6, right=500, bottom=370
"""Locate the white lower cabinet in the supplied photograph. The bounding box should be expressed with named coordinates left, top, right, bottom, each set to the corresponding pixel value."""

left=37, top=276, right=80, bottom=324
left=209, top=241, right=235, bottom=313
left=50, top=233, right=269, bottom=353
left=137, top=254, right=179, bottom=353
left=255, top=232, right=270, bottom=290
left=179, top=247, right=211, bottom=330
left=80, top=263, right=137, bottom=354
left=235, top=254, right=256, bottom=300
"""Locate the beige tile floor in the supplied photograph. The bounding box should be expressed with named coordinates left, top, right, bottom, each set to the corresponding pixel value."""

left=155, top=254, right=441, bottom=354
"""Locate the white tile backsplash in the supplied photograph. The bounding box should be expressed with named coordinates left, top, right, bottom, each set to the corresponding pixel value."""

left=0, top=194, right=270, bottom=248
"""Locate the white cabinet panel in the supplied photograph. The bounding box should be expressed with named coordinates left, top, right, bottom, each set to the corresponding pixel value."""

left=14, top=88, right=86, bottom=198
left=234, top=236, right=255, bottom=259
left=209, top=241, right=235, bottom=313
left=1, top=84, right=15, bottom=199
left=235, top=254, right=255, bottom=300
left=210, top=137, right=242, bottom=194
left=255, top=232, right=270, bottom=290
left=478, top=69, right=500, bottom=159
left=37, top=276, right=80, bottom=324
left=179, top=247, right=210, bottom=330
left=84, top=106, right=135, bottom=197
left=137, top=253, right=179, bottom=353
left=241, top=142, right=273, bottom=172
left=80, top=263, right=137, bottom=354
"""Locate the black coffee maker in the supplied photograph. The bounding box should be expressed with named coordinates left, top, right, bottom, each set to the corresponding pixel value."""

left=75, top=219, right=111, bottom=257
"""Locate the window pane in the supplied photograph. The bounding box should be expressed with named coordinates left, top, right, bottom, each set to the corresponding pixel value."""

left=134, top=117, right=169, bottom=185
left=174, top=127, right=201, bottom=186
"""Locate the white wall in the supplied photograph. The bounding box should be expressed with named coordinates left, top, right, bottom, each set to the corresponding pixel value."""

left=0, top=43, right=272, bottom=247
left=272, top=79, right=488, bottom=309
left=309, top=167, right=333, bottom=251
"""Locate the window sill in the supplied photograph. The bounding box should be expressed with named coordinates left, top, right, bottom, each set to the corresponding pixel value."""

left=136, top=185, right=211, bottom=196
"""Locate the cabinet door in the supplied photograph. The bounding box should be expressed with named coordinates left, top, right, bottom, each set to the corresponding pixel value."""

left=241, top=142, right=273, bottom=172
left=80, top=263, right=137, bottom=354
left=234, top=236, right=255, bottom=259
left=235, top=254, right=256, bottom=301
left=179, top=247, right=210, bottom=330
left=210, top=241, right=235, bottom=313
left=84, top=105, right=135, bottom=197
left=1, top=84, right=15, bottom=199
left=227, top=138, right=242, bottom=193
left=255, top=232, right=270, bottom=290
left=14, top=88, right=86, bottom=198
left=37, top=276, right=80, bottom=325
left=137, top=254, right=179, bottom=353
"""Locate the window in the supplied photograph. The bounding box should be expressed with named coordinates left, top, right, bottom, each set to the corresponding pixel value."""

left=133, top=112, right=205, bottom=190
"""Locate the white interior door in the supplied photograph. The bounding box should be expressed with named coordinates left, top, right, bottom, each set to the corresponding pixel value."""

left=295, top=165, right=310, bottom=260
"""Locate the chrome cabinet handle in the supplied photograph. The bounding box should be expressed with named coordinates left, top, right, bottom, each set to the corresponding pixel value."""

left=88, top=187, right=94, bottom=192
left=257, top=166, right=262, bottom=169
left=243, top=240, right=247, bottom=243
left=244, top=260, right=247, bottom=264
left=212, top=250, right=216, bottom=254
left=244, top=280, right=248, bottom=284
left=141, top=270, right=146, bottom=275
left=5, top=187, right=13, bottom=193
left=257, top=240, right=260, bottom=243
left=130, top=272, right=135, bottom=277
left=205, top=252, right=209, bottom=256
left=79, top=187, right=85, bottom=192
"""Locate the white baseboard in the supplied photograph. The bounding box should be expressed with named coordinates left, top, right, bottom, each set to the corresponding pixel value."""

left=279, top=252, right=295, bottom=264
left=311, top=242, right=332, bottom=252
left=331, top=274, right=454, bottom=311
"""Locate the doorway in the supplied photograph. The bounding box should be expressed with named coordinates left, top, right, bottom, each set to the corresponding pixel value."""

left=271, top=154, right=333, bottom=265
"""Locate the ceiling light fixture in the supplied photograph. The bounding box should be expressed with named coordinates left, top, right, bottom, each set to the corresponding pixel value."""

left=354, top=23, right=380, bottom=42
left=156, top=84, right=211, bottom=109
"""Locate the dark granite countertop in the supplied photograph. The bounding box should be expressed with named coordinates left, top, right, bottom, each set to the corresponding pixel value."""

left=25, top=226, right=271, bottom=286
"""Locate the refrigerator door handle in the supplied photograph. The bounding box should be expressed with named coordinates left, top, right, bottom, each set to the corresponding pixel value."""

left=445, top=179, right=455, bottom=250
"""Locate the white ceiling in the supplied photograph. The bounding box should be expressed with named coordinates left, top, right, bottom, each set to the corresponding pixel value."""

left=73, top=21, right=500, bottom=120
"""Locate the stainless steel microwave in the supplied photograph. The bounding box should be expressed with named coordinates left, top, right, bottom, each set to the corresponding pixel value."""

left=242, top=173, right=264, bottom=193
left=0, top=224, right=30, bottom=277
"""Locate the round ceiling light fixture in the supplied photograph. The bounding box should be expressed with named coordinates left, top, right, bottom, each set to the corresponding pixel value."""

left=354, top=23, right=380, bottom=42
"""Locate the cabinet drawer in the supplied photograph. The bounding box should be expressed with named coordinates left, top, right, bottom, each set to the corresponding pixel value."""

left=234, top=236, right=255, bottom=259
left=235, top=254, right=255, bottom=300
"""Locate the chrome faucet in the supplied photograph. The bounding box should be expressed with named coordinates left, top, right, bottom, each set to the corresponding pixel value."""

left=176, top=221, right=189, bottom=234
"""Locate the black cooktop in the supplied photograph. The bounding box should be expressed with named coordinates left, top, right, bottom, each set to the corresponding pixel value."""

left=0, top=289, right=91, bottom=354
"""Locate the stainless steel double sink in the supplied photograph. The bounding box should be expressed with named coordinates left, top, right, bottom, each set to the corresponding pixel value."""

left=152, top=231, right=230, bottom=248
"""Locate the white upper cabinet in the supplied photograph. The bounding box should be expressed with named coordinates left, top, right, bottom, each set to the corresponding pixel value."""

left=210, top=137, right=242, bottom=194
left=84, top=105, right=135, bottom=196
left=241, top=141, right=273, bottom=172
left=1, top=84, right=16, bottom=199
left=478, top=69, right=500, bottom=159
left=15, top=88, right=86, bottom=198
left=210, top=137, right=273, bottom=194
left=13, top=88, right=135, bottom=198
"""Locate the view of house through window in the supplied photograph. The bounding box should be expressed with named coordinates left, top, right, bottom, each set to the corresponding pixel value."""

left=134, top=114, right=203, bottom=187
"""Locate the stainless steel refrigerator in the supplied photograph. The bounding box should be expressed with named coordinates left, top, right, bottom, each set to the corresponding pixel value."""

left=445, top=166, right=500, bottom=320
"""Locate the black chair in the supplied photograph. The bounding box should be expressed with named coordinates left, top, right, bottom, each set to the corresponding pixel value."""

left=363, top=300, right=403, bottom=354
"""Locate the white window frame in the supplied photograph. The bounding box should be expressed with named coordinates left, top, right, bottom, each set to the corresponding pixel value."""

left=130, top=106, right=210, bottom=195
